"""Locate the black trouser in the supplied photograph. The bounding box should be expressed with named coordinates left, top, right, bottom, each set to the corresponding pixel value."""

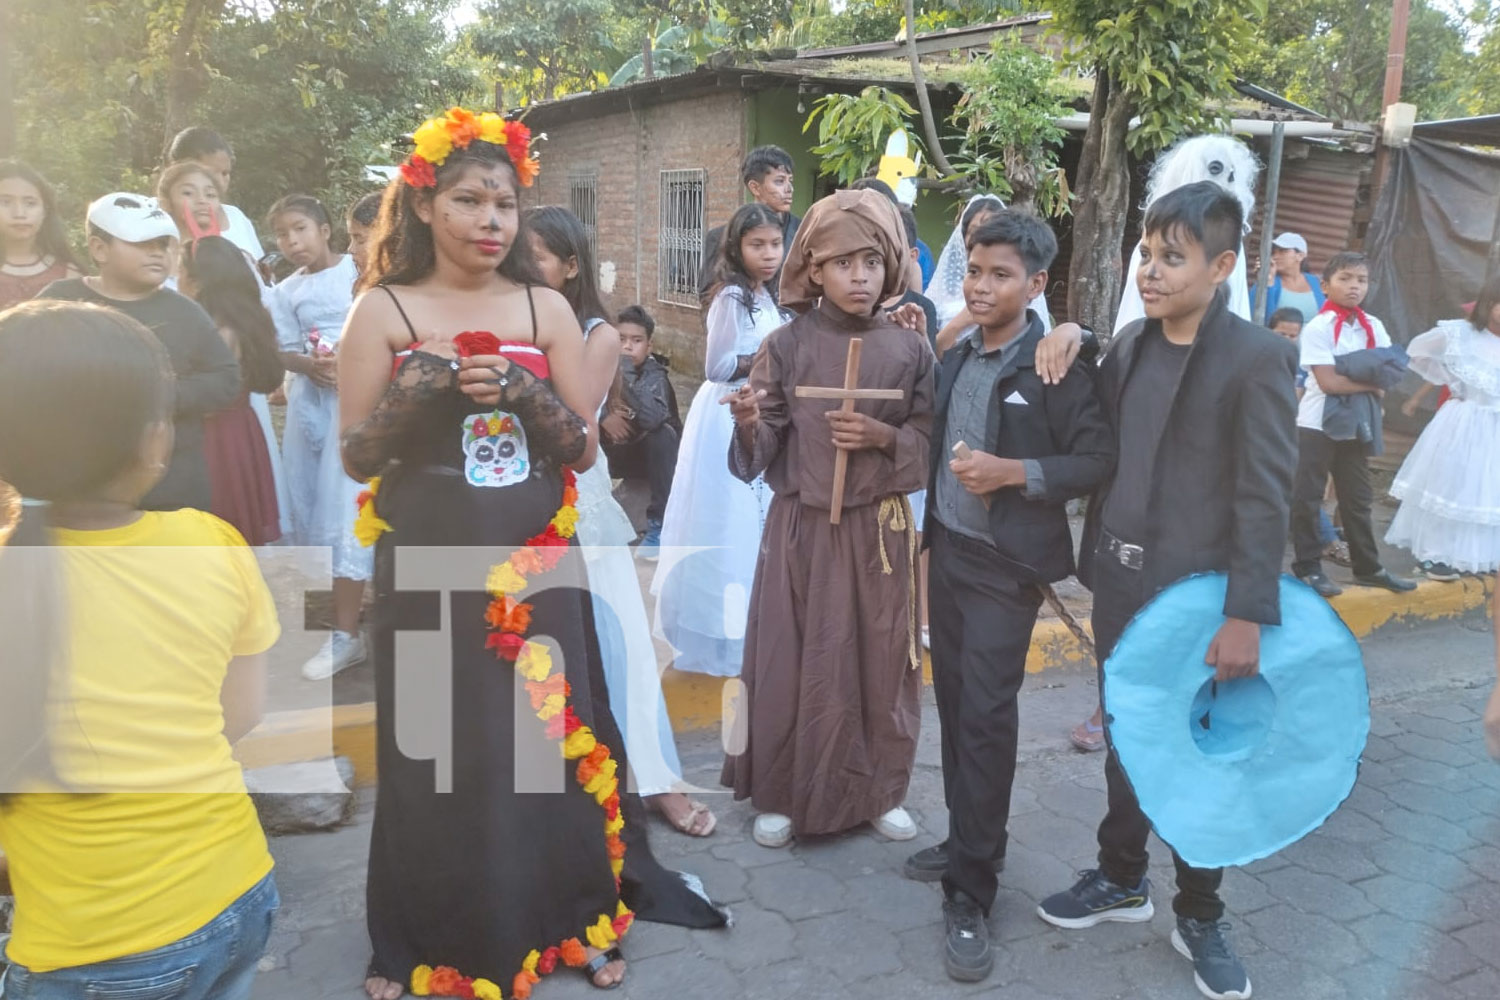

left=929, top=524, right=1044, bottom=914
left=1291, top=429, right=1382, bottom=578
left=603, top=423, right=679, bottom=524
left=1091, top=546, right=1226, bottom=922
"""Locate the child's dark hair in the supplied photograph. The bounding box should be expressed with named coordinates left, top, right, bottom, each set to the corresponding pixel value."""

left=524, top=206, right=609, bottom=326
left=851, top=177, right=898, bottom=204
left=360, top=139, right=540, bottom=292
left=898, top=206, right=920, bottom=250
left=704, top=202, right=784, bottom=314
left=0, top=160, right=78, bottom=269
left=1142, top=181, right=1243, bottom=261
left=967, top=210, right=1058, bottom=276
left=267, top=193, right=331, bottom=232
left=1268, top=307, right=1305, bottom=329
left=1469, top=277, right=1500, bottom=332
left=741, top=145, right=794, bottom=186
left=960, top=195, right=1006, bottom=241
left=348, top=190, right=384, bottom=228
left=181, top=236, right=284, bottom=394
left=167, top=127, right=234, bottom=166
left=1322, top=251, right=1369, bottom=283
left=0, top=301, right=175, bottom=791
left=617, top=304, right=655, bottom=338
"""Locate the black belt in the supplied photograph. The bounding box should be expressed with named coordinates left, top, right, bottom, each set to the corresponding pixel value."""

left=1100, top=529, right=1145, bottom=571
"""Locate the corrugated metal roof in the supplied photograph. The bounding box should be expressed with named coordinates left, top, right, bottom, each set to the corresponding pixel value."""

left=1245, top=147, right=1368, bottom=278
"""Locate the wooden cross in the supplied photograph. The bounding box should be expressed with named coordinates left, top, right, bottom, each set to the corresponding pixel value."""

left=794, top=337, right=904, bottom=525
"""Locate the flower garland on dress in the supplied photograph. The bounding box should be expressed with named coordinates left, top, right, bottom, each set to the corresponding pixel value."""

left=353, top=335, right=633, bottom=1000
left=401, top=106, right=539, bottom=190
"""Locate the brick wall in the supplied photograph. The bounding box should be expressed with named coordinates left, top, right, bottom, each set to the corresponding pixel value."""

left=526, top=90, right=748, bottom=378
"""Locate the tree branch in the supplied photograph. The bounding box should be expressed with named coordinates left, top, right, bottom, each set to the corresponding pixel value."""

left=903, top=0, right=956, bottom=178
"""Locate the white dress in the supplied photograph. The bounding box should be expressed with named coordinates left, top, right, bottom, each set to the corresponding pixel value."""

left=268, top=254, right=371, bottom=581
left=1386, top=320, right=1500, bottom=572
left=651, top=285, right=780, bottom=676
left=576, top=319, right=684, bottom=795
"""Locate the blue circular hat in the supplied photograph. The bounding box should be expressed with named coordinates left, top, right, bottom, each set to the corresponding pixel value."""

left=1103, top=573, right=1369, bottom=869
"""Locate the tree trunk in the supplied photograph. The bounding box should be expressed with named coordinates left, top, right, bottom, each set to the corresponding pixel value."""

left=160, top=0, right=227, bottom=158
left=903, top=0, right=955, bottom=177
left=1066, top=68, right=1135, bottom=337
left=642, top=34, right=654, bottom=80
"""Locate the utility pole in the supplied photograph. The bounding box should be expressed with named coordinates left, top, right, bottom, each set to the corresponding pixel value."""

left=1370, top=0, right=1414, bottom=219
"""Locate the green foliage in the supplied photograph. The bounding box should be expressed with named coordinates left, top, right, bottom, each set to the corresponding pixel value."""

left=1464, top=3, right=1500, bottom=115
left=609, top=17, right=733, bottom=85
left=914, top=0, right=1026, bottom=32
left=1050, top=0, right=1265, bottom=153
left=801, top=85, right=924, bottom=186
left=949, top=40, right=1071, bottom=216
left=468, top=0, right=615, bottom=103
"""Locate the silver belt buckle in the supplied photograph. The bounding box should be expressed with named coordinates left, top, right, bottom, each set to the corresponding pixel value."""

left=1116, top=542, right=1144, bottom=570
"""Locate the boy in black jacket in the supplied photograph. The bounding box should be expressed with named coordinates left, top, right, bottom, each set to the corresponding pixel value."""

left=601, top=305, right=681, bottom=548
left=907, top=210, right=1114, bottom=983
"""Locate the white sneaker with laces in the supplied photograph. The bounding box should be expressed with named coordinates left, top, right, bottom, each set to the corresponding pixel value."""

left=302, top=630, right=367, bottom=681
left=873, top=806, right=918, bottom=841
left=752, top=813, right=793, bottom=848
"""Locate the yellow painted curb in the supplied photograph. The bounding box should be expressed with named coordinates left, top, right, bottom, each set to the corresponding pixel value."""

left=244, top=575, right=1493, bottom=785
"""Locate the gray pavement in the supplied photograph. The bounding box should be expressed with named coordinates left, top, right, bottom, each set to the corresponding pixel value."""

left=252, top=609, right=1499, bottom=1000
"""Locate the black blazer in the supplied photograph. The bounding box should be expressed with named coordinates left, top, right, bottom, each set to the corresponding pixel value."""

left=1078, top=293, right=1299, bottom=624
left=925, top=316, right=1116, bottom=584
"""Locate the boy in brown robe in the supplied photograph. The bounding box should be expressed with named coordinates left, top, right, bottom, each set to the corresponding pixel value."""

left=720, top=188, right=935, bottom=848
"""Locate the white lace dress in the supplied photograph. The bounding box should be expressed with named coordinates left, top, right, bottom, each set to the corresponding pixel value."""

left=268, top=254, right=371, bottom=580
left=651, top=285, right=780, bottom=676
left=1386, top=320, right=1500, bottom=572
left=575, top=319, right=685, bottom=795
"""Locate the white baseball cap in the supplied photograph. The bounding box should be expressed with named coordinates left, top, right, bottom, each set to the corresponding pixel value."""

left=86, top=193, right=181, bottom=245
left=1271, top=232, right=1308, bottom=253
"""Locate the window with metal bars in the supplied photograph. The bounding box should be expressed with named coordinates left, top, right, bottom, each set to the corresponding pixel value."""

left=568, top=170, right=598, bottom=259
left=658, top=168, right=706, bottom=308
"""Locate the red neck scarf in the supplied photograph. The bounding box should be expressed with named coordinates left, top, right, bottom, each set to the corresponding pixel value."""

left=1319, top=300, right=1375, bottom=349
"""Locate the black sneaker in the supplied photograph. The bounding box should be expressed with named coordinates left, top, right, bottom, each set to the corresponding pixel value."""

left=942, top=890, right=993, bottom=982
left=903, top=841, right=1006, bottom=883
left=1419, top=561, right=1461, bottom=582
left=1036, top=868, right=1154, bottom=929
left=1296, top=571, right=1343, bottom=599
left=1353, top=569, right=1417, bottom=593
left=1172, top=917, right=1252, bottom=999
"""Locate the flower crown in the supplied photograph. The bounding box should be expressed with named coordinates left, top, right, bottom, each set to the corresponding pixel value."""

left=400, top=107, right=538, bottom=190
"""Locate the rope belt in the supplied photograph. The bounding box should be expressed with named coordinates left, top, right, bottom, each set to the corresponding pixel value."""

left=876, top=494, right=920, bottom=670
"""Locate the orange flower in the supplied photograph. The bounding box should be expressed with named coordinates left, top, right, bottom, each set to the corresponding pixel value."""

left=515, top=155, right=540, bottom=188
left=428, top=967, right=464, bottom=995
left=485, top=595, right=533, bottom=633
left=511, top=547, right=544, bottom=575
left=561, top=483, right=579, bottom=507
left=559, top=938, right=588, bottom=968
left=512, top=969, right=540, bottom=999
left=526, top=673, right=568, bottom=710
left=606, top=834, right=627, bottom=860
left=444, top=107, right=481, bottom=147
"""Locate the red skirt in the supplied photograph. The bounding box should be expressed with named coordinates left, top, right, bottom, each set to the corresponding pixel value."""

left=204, top=400, right=282, bottom=545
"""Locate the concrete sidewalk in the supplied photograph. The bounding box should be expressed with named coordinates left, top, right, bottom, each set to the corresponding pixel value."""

left=250, top=610, right=1499, bottom=1000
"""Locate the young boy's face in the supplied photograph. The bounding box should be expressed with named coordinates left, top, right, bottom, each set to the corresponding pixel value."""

left=347, top=217, right=373, bottom=272
left=618, top=322, right=651, bottom=368
left=91, top=234, right=175, bottom=294
left=747, top=168, right=795, bottom=215
left=963, top=241, right=1045, bottom=333
left=811, top=247, right=884, bottom=315
left=1136, top=227, right=1236, bottom=321
left=1325, top=265, right=1369, bottom=309
left=1271, top=319, right=1303, bottom=342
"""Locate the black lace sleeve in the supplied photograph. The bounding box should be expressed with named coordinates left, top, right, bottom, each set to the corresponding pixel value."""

left=495, top=363, right=589, bottom=467
left=341, top=351, right=457, bottom=481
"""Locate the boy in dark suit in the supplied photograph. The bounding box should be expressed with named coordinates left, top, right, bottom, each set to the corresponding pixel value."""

left=1034, top=181, right=1299, bottom=1000
left=600, top=304, right=681, bottom=549
left=906, top=210, right=1114, bottom=983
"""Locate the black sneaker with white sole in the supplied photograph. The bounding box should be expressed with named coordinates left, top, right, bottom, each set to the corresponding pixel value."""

left=903, top=841, right=1006, bottom=883
left=942, top=891, right=993, bottom=982
left=1172, top=917, right=1251, bottom=999
left=1419, top=561, right=1461, bottom=582
left=1036, top=868, right=1154, bottom=929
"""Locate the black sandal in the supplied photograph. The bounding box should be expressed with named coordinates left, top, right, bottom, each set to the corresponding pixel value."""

left=582, top=947, right=626, bottom=990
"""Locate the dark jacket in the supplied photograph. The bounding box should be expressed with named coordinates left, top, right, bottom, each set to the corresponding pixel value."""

left=1079, top=292, right=1299, bottom=625
left=925, top=315, right=1116, bottom=584
left=619, top=354, right=682, bottom=438
left=698, top=211, right=802, bottom=299
left=1322, top=344, right=1409, bottom=456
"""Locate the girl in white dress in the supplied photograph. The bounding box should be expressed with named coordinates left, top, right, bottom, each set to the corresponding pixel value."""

left=267, top=194, right=370, bottom=679
left=1387, top=281, right=1500, bottom=578
left=652, top=203, right=785, bottom=678
left=526, top=206, right=714, bottom=836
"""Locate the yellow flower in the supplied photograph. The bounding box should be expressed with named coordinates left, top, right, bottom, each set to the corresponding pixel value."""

left=605, top=813, right=625, bottom=837
left=516, top=642, right=553, bottom=682
left=562, top=726, right=596, bottom=759
left=472, top=979, right=503, bottom=1000
left=537, top=692, right=566, bottom=720
left=586, top=914, right=618, bottom=950
left=522, top=951, right=540, bottom=976
left=411, top=965, right=434, bottom=996
left=354, top=506, right=392, bottom=547
left=487, top=562, right=527, bottom=597
left=550, top=505, right=580, bottom=539
left=478, top=113, right=509, bottom=145
left=583, top=757, right=618, bottom=795
left=487, top=415, right=503, bottom=436
left=592, top=776, right=619, bottom=805
left=413, top=118, right=454, bottom=165
left=610, top=857, right=625, bottom=877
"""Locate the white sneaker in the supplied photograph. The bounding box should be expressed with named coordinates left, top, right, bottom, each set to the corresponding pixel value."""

left=301, top=630, right=367, bottom=681
left=752, top=813, right=793, bottom=848
left=873, top=806, right=918, bottom=841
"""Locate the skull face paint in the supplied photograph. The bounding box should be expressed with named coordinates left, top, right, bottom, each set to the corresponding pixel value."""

left=463, top=411, right=530, bottom=487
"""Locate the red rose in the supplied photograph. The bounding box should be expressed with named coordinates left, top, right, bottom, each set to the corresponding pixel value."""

left=486, top=631, right=526, bottom=661
left=506, top=122, right=532, bottom=169
left=538, top=947, right=560, bottom=975
left=456, top=977, right=476, bottom=1000
left=453, top=331, right=502, bottom=357
left=428, top=967, right=463, bottom=994
left=612, top=912, right=633, bottom=936
left=400, top=156, right=436, bottom=188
